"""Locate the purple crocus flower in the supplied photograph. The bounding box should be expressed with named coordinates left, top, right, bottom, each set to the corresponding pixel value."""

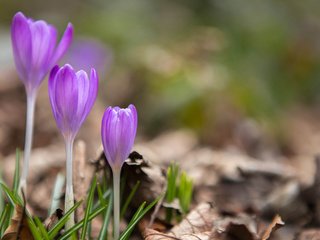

left=101, top=105, right=138, bottom=170
left=11, top=12, right=73, bottom=196
left=11, top=12, right=73, bottom=95
left=49, top=64, right=98, bottom=229
left=101, top=104, right=137, bottom=239
left=49, top=64, right=98, bottom=141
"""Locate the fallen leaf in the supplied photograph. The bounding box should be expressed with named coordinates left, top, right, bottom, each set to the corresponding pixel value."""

left=44, top=208, right=63, bottom=231
left=212, top=213, right=259, bottom=240
left=295, top=229, right=320, bottom=240
left=143, top=203, right=216, bottom=240
left=261, top=215, right=285, bottom=240
left=1, top=204, right=34, bottom=240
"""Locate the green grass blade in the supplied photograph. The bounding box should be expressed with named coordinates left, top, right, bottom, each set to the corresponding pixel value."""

left=0, top=183, right=20, bottom=233
left=97, top=183, right=106, bottom=206
left=48, top=200, right=82, bottom=239
left=93, top=189, right=111, bottom=210
left=120, top=181, right=140, bottom=218
left=119, top=197, right=160, bottom=240
left=13, top=149, right=21, bottom=196
left=27, top=217, right=43, bottom=240
left=0, top=204, right=10, bottom=235
left=80, top=176, right=97, bottom=240
left=34, top=216, right=50, bottom=240
left=0, top=170, right=4, bottom=214
left=98, top=195, right=112, bottom=240
left=59, top=204, right=107, bottom=240
left=0, top=182, right=23, bottom=206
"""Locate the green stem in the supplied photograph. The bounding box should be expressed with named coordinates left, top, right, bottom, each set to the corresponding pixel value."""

left=65, top=138, right=75, bottom=231
left=112, top=168, right=121, bottom=240
left=20, top=93, right=36, bottom=195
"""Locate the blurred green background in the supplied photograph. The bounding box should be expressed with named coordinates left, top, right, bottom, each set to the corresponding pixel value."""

left=1, top=0, right=320, bottom=153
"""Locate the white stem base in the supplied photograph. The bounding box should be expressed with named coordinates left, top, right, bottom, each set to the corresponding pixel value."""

left=65, top=139, right=75, bottom=231
left=19, top=93, right=36, bottom=196
left=65, top=184, right=75, bottom=230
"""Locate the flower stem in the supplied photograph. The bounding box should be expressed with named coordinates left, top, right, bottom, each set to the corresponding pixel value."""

left=113, top=168, right=121, bottom=240
left=65, top=138, right=75, bottom=230
left=20, top=93, right=36, bottom=195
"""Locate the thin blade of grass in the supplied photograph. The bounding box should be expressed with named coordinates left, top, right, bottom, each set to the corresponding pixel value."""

left=48, top=200, right=82, bottom=239
left=80, top=176, right=97, bottom=240
left=0, top=170, right=4, bottom=214
left=98, top=195, right=112, bottom=240
left=120, top=181, right=140, bottom=218
left=0, top=182, right=23, bottom=206
left=97, top=183, right=106, bottom=206
left=34, top=216, right=50, bottom=240
left=0, top=204, right=10, bottom=235
left=93, top=189, right=111, bottom=210
left=59, top=204, right=107, bottom=240
left=13, top=149, right=20, bottom=196
left=27, top=217, right=43, bottom=240
left=119, top=197, right=160, bottom=240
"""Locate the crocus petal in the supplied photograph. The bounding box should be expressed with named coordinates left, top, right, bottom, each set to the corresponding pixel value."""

left=86, top=68, right=99, bottom=114
left=29, top=20, right=58, bottom=87
left=51, top=23, right=73, bottom=65
left=11, top=12, right=32, bottom=89
left=48, top=65, right=60, bottom=114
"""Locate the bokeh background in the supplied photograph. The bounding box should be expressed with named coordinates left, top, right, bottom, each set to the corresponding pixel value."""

left=1, top=0, right=320, bottom=160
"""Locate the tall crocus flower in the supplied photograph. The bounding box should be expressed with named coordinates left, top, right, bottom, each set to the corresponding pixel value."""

left=101, top=105, right=138, bottom=239
left=49, top=64, right=98, bottom=229
left=11, top=12, right=73, bottom=193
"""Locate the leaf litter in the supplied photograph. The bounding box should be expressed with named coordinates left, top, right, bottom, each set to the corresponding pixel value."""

left=2, top=81, right=320, bottom=239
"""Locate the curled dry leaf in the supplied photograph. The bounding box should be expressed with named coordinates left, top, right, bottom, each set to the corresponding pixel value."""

left=212, top=213, right=259, bottom=240
left=96, top=150, right=166, bottom=211
left=144, top=203, right=216, bottom=240
left=1, top=204, right=34, bottom=240
left=261, top=215, right=285, bottom=240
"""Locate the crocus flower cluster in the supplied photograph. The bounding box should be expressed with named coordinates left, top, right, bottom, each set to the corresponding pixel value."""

left=11, top=11, right=138, bottom=237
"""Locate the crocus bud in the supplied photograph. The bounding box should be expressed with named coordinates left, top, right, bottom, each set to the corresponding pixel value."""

left=48, top=64, right=98, bottom=141
left=101, top=105, right=138, bottom=170
left=11, top=12, right=73, bottom=95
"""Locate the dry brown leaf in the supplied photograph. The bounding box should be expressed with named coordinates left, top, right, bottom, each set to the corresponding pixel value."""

left=295, top=229, right=320, bottom=240
left=44, top=208, right=63, bottom=231
left=143, top=203, right=216, bottom=240
left=1, top=204, right=34, bottom=240
left=212, top=214, right=259, bottom=240
left=73, top=140, right=94, bottom=220
left=261, top=215, right=285, bottom=240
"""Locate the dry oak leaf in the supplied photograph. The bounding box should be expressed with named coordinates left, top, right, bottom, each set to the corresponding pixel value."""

left=144, top=203, right=216, bottom=240
left=261, top=214, right=284, bottom=240
left=1, top=204, right=34, bottom=240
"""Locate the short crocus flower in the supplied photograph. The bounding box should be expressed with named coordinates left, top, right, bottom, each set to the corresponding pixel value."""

left=101, top=105, right=138, bottom=239
left=11, top=12, right=73, bottom=194
left=49, top=64, right=98, bottom=229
